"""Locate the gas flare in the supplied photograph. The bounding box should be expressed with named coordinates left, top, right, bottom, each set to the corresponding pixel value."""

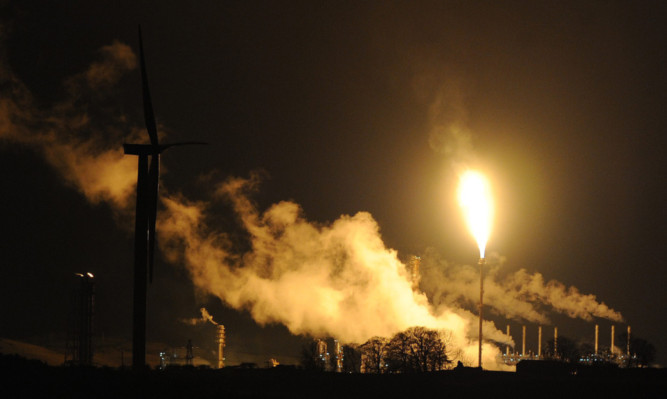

left=458, top=170, right=493, bottom=259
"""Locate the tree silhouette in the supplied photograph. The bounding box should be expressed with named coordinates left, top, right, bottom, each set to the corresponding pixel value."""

left=544, top=336, right=580, bottom=363
left=359, top=337, right=389, bottom=373
left=618, top=332, right=656, bottom=367
left=342, top=345, right=361, bottom=373
left=362, top=327, right=451, bottom=373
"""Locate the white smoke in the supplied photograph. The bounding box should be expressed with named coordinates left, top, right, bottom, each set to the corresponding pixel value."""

left=420, top=249, right=623, bottom=324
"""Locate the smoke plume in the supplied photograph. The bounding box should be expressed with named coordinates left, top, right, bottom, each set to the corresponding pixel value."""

left=427, top=81, right=476, bottom=167
left=419, top=249, right=623, bottom=324
left=181, top=307, right=220, bottom=326
left=0, top=40, right=139, bottom=211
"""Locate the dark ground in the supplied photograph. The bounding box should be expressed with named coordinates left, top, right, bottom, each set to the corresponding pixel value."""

left=1, top=354, right=665, bottom=398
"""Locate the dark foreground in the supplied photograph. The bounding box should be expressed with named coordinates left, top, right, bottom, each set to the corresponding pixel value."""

left=1, top=354, right=665, bottom=398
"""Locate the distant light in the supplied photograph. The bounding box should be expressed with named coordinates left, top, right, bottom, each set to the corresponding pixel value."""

left=87, top=272, right=94, bottom=278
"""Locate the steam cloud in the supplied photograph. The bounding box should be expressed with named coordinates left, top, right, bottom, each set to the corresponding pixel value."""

left=0, top=40, right=139, bottom=211
left=0, top=38, right=624, bottom=370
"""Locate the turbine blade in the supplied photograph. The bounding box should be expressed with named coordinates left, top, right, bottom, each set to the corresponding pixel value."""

left=147, top=153, right=159, bottom=283
left=138, top=26, right=159, bottom=147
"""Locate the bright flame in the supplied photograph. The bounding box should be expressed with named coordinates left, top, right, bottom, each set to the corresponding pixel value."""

left=458, top=170, right=494, bottom=258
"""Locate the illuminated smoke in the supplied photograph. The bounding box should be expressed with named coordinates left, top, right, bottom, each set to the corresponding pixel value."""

left=181, top=307, right=219, bottom=326
left=158, top=175, right=514, bottom=369
left=0, top=40, right=139, bottom=210
left=419, top=249, right=623, bottom=324
left=424, top=80, right=477, bottom=170
left=81, top=41, right=137, bottom=90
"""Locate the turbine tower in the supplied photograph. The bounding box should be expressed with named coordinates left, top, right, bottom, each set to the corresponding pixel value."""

left=125, top=27, right=205, bottom=368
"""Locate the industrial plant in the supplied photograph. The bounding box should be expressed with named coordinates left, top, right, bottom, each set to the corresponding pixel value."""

left=502, top=324, right=637, bottom=367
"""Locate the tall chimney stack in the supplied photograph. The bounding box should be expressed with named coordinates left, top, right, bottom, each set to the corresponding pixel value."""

left=538, top=325, right=542, bottom=358
left=627, top=325, right=631, bottom=357
left=506, top=325, right=510, bottom=356
left=217, top=325, right=226, bottom=369
left=522, top=325, right=526, bottom=357
left=595, top=324, right=599, bottom=356
left=611, top=325, right=615, bottom=356
left=554, top=327, right=558, bottom=358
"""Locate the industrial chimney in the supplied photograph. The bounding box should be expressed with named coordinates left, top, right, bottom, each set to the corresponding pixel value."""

left=217, top=325, right=225, bottom=369
left=538, top=325, right=542, bottom=359
left=506, top=325, right=510, bottom=357
left=408, top=255, right=421, bottom=290
left=611, top=325, right=615, bottom=356
left=522, top=325, right=526, bottom=357
left=554, top=327, right=558, bottom=359
left=595, top=324, right=599, bottom=356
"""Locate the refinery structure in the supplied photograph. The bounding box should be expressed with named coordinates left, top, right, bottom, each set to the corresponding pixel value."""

left=501, top=324, right=637, bottom=367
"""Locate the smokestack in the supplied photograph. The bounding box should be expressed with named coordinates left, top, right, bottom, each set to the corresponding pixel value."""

left=611, top=325, right=615, bottom=356
left=506, top=325, right=510, bottom=356
left=217, top=325, right=225, bottom=369
left=554, top=327, right=558, bottom=358
left=595, top=324, right=599, bottom=356
left=478, top=257, right=485, bottom=369
left=627, top=325, right=631, bottom=357
left=522, top=325, right=526, bottom=357
left=409, top=255, right=421, bottom=290
left=538, top=325, right=542, bottom=359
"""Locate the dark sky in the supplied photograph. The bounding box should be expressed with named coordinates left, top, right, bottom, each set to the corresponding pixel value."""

left=1, top=1, right=665, bottom=366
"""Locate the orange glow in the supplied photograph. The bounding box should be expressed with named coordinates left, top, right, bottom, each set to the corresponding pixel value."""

left=458, top=170, right=494, bottom=258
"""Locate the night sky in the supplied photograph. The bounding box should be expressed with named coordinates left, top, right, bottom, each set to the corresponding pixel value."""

left=1, top=1, right=665, bottom=367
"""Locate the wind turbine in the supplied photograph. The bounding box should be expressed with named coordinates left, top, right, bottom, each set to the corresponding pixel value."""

left=124, top=27, right=205, bottom=368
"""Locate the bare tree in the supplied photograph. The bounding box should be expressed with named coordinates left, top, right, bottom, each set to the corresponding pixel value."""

left=387, top=330, right=412, bottom=372
left=360, top=337, right=389, bottom=373
left=386, top=327, right=451, bottom=372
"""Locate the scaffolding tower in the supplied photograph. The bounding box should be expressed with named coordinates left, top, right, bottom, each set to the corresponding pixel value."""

left=65, top=272, right=95, bottom=366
